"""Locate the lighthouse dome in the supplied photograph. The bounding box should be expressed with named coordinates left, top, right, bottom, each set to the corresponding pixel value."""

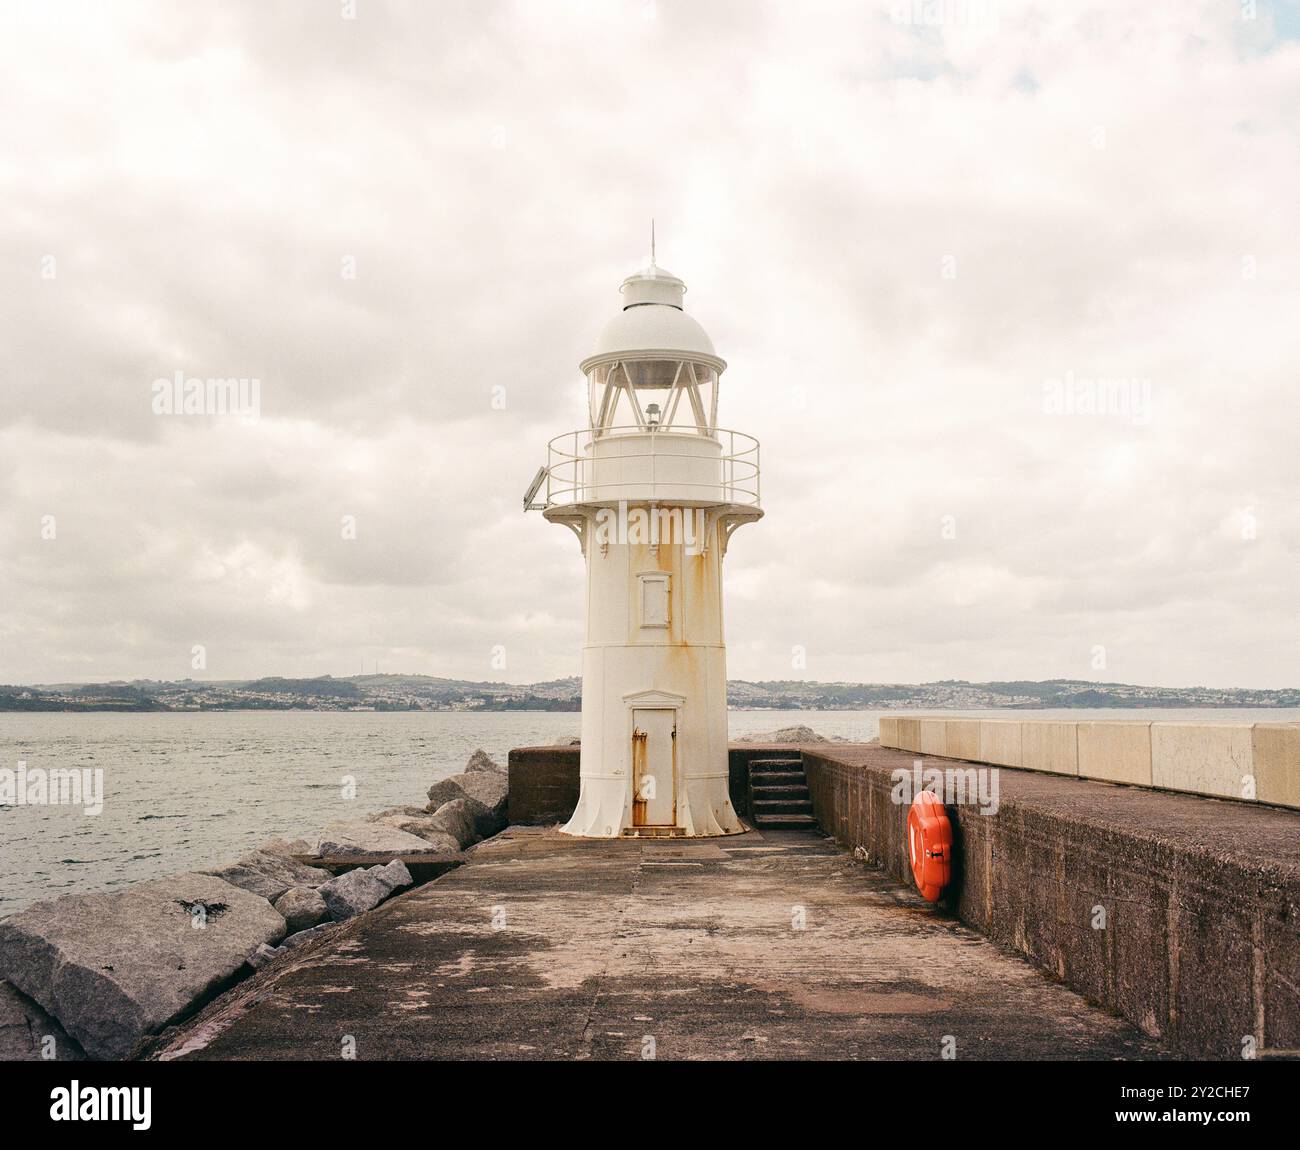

left=581, top=261, right=724, bottom=372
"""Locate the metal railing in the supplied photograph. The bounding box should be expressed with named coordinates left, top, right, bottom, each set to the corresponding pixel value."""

left=533, top=425, right=761, bottom=509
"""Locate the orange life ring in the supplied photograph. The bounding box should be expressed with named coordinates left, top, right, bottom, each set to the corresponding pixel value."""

left=907, top=790, right=952, bottom=902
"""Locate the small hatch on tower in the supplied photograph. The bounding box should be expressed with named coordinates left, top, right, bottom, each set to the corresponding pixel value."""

left=638, top=573, right=670, bottom=628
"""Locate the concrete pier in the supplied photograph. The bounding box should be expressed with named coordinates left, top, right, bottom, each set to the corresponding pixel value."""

left=149, top=823, right=1158, bottom=1060
left=141, top=736, right=1300, bottom=1061
left=802, top=743, right=1300, bottom=1058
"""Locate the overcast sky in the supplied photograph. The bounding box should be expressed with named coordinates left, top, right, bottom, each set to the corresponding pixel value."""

left=1, top=1, right=1297, bottom=689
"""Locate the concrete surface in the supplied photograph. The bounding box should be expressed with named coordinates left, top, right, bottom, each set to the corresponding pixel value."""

left=1077, top=720, right=1154, bottom=787
left=881, top=716, right=1298, bottom=807
left=920, top=719, right=947, bottom=758
left=146, top=826, right=1159, bottom=1061
left=978, top=718, right=1022, bottom=768
left=1152, top=722, right=1253, bottom=800
left=1253, top=724, right=1300, bottom=807
left=943, top=718, right=980, bottom=761
left=804, top=743, right=1300, bottom=1059
left=507, top=745, right=581, bottom=826
left=1021, top=719, right=1079, bottom=775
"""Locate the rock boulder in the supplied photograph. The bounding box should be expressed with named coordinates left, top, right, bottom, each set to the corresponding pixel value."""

left=735, top=725, right=841, bottom=745
left=0, top=980, right=85, bottom=1061
left=315, top=822, right=437, bottom=858
left=0, top=873, right=286, bottom=1060
left=248, top=942, right=283, bottom=970
left=426, top=775, right=466, bottom=809
left=454, top=770, right=509, bottom=819
left=364, top=807, right=462, bottom=852
left=364, top=804, right=430, bottom=823
left=318, top=861, right=413, bottom=921
left=465, top=749, right=504, bottom=774
left=426, top=770, right=508, bottom=825
left=202, top=850, right=331, bottom=902
left=279, top=922, right=340, bottom=951
left=273, top=886, right=328, bottom=933
left=258, top=836, right=314, bottom=858
left=426, top=798, right=482, bottom=849
left=456, top=795, right=502, bottom=840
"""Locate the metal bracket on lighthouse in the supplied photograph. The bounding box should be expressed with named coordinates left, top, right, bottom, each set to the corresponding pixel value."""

left=522, top=466, right=548, bottom=511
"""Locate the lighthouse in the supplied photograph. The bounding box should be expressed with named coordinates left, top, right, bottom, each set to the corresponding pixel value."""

left=524, top=247, right=762, bottom=837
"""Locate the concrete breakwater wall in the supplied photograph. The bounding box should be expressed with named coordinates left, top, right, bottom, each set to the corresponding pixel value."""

left=0, top=751, right=509, bottom=1061
left=803, top=744, right=1300, bottom=1060
left=879, top=716, right=1300, bottom=809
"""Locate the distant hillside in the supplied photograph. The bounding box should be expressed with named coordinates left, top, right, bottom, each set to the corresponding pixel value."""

left=726, top=678, right=1299, bottom=710
left=0, top=675, right=1295, bottom=712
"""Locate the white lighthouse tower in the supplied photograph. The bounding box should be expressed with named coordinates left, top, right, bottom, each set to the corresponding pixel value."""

left=525, top=246, right=761, bottom=837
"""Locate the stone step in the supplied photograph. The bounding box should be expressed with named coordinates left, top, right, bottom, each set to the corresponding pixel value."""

left=748, top=755, right=812, bottom=830
left=754, top=798, right=814, bottom=815
left=752, top=784, right=810, bottom=798
left=753, top=813, right=819, bottom=830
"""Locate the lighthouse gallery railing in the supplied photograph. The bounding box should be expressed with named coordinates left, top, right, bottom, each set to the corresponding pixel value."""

left=540, top=426, right=761, bottom=509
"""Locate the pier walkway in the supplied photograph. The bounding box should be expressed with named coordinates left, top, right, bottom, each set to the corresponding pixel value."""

left=151, top=826, right=1159, bottom=1060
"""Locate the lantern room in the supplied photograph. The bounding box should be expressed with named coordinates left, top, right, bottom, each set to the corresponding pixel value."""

left=525, top=257, right=760, bottom=513
left=581, top=261, right=725, bottom=437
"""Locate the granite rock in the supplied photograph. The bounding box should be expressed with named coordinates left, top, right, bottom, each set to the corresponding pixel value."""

left=426, top=775, right=467, bottom=809
left=426, top=770, right=508, bottom=823
left=315, top=822, right=435, bottom=858
left=259, top=836, right=314, bottom=858
left=248, top=942, right=283, bottom=970
left=445, top=796, right=500, bottom=842
left=0, top=979, right=86, bottom=1061
left=465, top=749, right=504, bottom=774
left=453, top=770, right=508, bottom=819
left=365, top=807, right=462, bottom=851
left=426, top=798, right=482, bottom=849
left=272, top=886, right=329, bottom=933
left=0, top=873, right=286, bottom=1060
left=280, top=922, right=341, bottom=951
left=735, top=725, right=841, bottom=745
left=318, top=861, right=413, bottom=921
left=201, top=850, right=331, bottom=902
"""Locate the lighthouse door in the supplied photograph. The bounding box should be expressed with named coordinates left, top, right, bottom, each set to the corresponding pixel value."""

left=631, top=708, right=676, bottom=826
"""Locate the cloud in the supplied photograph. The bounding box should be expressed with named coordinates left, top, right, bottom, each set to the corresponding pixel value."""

left=0, top=0, right=1296, bottom=687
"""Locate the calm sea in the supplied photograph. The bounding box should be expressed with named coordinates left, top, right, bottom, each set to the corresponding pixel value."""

left=2, top=707, right=1296, bottom=916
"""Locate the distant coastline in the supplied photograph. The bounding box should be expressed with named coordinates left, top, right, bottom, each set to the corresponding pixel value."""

left=0, top=675, right=1295, bottom=713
